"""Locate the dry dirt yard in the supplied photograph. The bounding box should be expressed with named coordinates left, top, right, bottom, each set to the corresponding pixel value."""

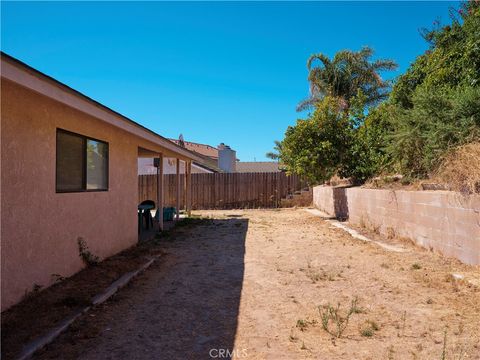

left=34, top=209, right=479, bottom=360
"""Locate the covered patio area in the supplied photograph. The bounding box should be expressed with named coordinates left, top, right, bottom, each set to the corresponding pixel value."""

left=137, top=147, right=193, bottom=240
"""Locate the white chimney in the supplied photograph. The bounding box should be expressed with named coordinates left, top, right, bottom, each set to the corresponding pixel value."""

left=218, top=143, right=236, bottom=172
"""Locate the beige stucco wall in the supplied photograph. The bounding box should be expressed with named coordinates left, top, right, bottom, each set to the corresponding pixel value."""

left=1, top=80, right=183, bottom=310
left=313, top=185, right=480, bottom=265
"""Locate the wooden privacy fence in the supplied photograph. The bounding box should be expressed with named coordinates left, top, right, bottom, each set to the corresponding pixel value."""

left=138, top=172, right=306, bottom=209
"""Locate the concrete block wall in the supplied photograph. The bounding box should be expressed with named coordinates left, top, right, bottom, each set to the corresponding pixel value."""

left=313, top=186, right=480, bottom=265
left=312, top=186, right=349, bottom=219
left=313, top=186, right=335, bottom=215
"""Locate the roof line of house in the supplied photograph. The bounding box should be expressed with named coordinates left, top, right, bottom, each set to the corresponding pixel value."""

left=193, top=160, right=220, bottom=173
left=0, top=51, right=208, bottom=165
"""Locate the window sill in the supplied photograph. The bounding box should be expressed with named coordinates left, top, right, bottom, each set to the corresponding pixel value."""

left=56, top=189, right=109, bottom=193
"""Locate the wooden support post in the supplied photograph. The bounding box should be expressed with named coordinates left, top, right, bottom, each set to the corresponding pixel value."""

left=176, top=158, right=180, bottom=221
left=156, top=154, right=164, bottom=231
left=186, top=161, right=192, bottom=217
left=183, top=160, right=187, bottom=213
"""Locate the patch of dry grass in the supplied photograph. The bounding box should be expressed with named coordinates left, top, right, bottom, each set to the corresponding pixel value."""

left=433, top=142, right=480, bottom=194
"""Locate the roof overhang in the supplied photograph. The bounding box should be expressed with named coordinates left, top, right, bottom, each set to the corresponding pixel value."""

left=0, top=52, right=206, bottom=164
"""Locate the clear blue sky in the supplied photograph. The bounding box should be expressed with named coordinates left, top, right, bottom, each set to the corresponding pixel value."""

left=1, top=1, right=458, bottom=161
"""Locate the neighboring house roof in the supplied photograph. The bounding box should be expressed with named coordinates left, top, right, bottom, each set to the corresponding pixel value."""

left=235, top=162, right=283, bottom=173
left=195, top=157, right=221, bottom=172
left=170, top=139, right=219, bottom=160
left=0, top=52, right=207, bottom=165
left=190, top=152, right=221, bottom=172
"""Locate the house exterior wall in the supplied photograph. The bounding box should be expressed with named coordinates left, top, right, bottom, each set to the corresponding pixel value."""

left=313, top=186, right=480, bottom=265
left=0, top=80, right=185, bottom=310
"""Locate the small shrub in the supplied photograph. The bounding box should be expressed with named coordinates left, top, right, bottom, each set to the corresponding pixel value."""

left=22, top=283, right=43, bottom=301
left=360, top=320, right=379, bottom=337
left=411, top=263, right=422, bottom=270
left=306, top=270, right=323, bottom=283
left=319, top=297, right=359, bottom=338
left=351, top=300, right=365, bottom=314
left=77, top=237, right=99, bottom=266
left=296, top=319, right=308, bottom=331
left=360, top=327, right=374, bottom=337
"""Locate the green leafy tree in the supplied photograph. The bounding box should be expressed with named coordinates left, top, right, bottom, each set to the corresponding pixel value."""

left=341, top=103, right=395, bottom=182
left=298, top=47, right=397, bottom=111
left=280, top=97, right=353, bottom=183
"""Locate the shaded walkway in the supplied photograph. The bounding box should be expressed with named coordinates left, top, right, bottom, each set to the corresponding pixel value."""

left=37, top=218, right=247, bottom=359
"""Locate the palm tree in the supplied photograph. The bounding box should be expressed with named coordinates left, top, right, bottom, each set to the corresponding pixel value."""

left=297, top=46, right=397, bottom=112
left=266, top=140, right=282, bottom=161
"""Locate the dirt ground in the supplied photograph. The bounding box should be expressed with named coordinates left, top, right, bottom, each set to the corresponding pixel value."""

left=1, top=239, right=165, bottom=360
left=6, top=209, right=480, bottom=359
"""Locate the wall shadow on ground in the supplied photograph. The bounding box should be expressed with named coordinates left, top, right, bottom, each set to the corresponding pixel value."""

left=152, top=218, right=248, bottom=359
left=30, top=217, right=250, bottom=360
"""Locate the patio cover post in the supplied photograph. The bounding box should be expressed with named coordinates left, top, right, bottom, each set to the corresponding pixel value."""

left=176, top=158, right=180, bottom=221
left=156, top=154, right=164, bottom=231
left=186, top=161, right=192, bottom=217
left=183, top=160, right=187, bottom=214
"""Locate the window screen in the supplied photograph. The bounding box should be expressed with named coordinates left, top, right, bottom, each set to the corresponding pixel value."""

left=86, top=140, right=108, bottom=190
left=56, top=129, right=108, bottom=192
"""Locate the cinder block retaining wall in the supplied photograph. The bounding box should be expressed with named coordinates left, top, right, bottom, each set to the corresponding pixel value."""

left=313, top=186, right=480, bottom=265
left=313, top=186, right=349, bottom=219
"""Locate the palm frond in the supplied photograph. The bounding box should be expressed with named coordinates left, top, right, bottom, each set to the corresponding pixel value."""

left=307, top=53, right=331, bottom=70
left=296, top=97, right=317, bottom=112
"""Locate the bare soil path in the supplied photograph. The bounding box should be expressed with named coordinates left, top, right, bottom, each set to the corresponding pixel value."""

left=34, top=209, right=480, bottom=359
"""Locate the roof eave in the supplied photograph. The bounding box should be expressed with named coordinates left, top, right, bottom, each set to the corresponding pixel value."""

left=0, top=52, right=207, bottom=164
